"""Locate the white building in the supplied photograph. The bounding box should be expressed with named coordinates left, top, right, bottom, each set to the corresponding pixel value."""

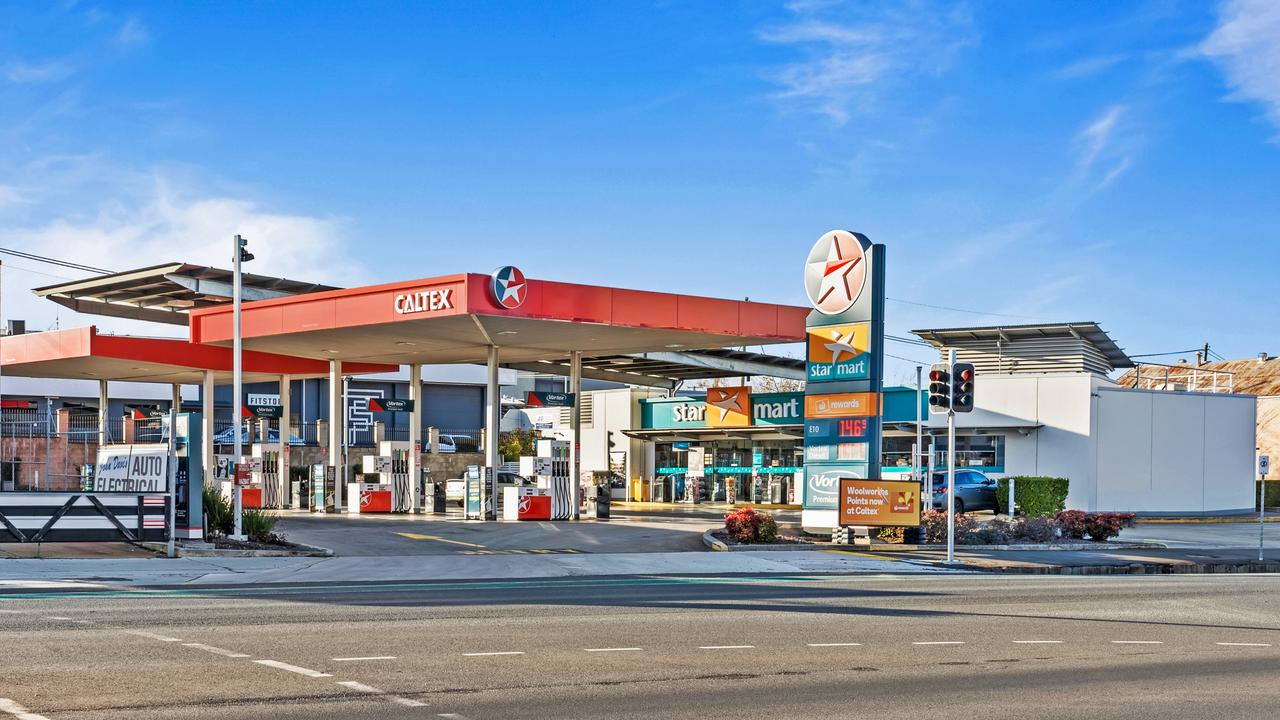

left=913, top=323, right=1257, bottom=514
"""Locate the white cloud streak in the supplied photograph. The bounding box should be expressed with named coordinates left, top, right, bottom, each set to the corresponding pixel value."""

left=4, top=59, right=76, bottom=84
left=1199, top=0, right=1280, bottom=138
left=759, top=1, right=975, bottom=124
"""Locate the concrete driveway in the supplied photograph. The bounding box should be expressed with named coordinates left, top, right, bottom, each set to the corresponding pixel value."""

left=275, top=511, right=712, bottom=557
left=1118, top=520, right=1280, bottom=549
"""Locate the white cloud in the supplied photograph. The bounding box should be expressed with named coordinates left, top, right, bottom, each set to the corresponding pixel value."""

left=114, top=17, right=150, bottom=48
left=0, top=185, right=29, bottom=208
left=759, top=2, right=975, bottom=124
left=1078, top=104, right=1125, bottom=169
left=0, top=176, right=369, bottom=334
left=4, top=59, right=76, bottom=84
left=1200, top=0, right=1280, bottom=138
left=1054, top=54, right=1126, bottom=80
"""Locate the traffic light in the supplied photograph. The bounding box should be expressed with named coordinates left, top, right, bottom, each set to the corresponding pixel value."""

left=236, top=234, right=254, bottom=263
left=951, top=362, right=975, bottom=413
left=927, top=363, right=950, bottom=413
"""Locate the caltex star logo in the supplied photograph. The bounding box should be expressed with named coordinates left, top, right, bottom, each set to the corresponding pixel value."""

left=490, top=266, right=527, bottom=309
left=804, top=230, right=868, bottom=315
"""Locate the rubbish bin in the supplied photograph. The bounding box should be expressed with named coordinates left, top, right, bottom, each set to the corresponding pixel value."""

left=770, top=480, right=783, bottom=504
left=595, top=485, right=610, bottom=519
left=432, top=481, right=448, bottom=514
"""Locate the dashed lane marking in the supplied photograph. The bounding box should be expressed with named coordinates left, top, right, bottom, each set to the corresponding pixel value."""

left=254, top=659, right=332, bottom=677
left=333, top=656, right=397, bottom=661
left=913, top=641, right=965, bottom=646
left=1111, top=641, right=1164, bottom=645
left=462, top=651, right=524, bottom=657
left=808, top=643, right=863, bottom=647
left=438, top=714, right=473, bottom=719
left=0, top=698, right=50, bottom=720
left=126, top=630, right=183, bottom=642
left=699, top=645, right=755, bottom=650
left=585, top=647, right=642, bottom=653
left=183, top=643, right=250, bottom=658
left=1012, top=640, right=1064, bottom=644
left=1216, top=642, right=1272, bottom=647
left=336, top=681, right=426, bottom=708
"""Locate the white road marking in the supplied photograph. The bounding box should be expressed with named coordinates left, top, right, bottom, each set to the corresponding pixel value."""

left=183, top=643, right=250, bottom=658
left=336, top=681, right=425, bottom=707
left=699, top=645, right=755, bottom=650
left=913, top=641, right=965, bottom=646
left=44, top=616, right=72, bottom=621
left=1216, top=642, right=1272, bottom=647
left=1012, top=640, right=1064, bottom=644
left=254, top=659, right=332, bottom=677
left=333, top=656, right=397, bottom=662
left=126, top=630, right=183, bottom=642
left=0, top=580, right=102, bottom=589
left=1111, top=641, right=1163, bottom=645
left=462, top=651, right=524, bottom=657
left=807, top=642, right=863, bottom=647
left=438, top=714, right=472, bottom=719
left=0, top=697, right=50, bottom=720
left=585, top=647, right=642, bottom=653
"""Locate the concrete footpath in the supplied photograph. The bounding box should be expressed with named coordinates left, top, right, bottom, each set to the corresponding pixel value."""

left=0, top=548, right=956, bottom=588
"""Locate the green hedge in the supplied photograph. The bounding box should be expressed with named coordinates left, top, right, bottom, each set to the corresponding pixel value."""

left=996, top=476, right=1069, bottom=517
left=1259, top=481, right=1280, bottom=509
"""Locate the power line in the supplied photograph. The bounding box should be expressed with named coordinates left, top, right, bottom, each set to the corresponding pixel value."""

left=0, top=247, right=112, bottom=275
left=886, top=334, right=932, bottom=347
left=1129, top=350, right=1201, bottom=359
left=886, top=296, right=1044, bottom=321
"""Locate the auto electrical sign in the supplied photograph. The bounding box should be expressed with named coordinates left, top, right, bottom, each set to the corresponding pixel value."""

left=801, top=229, right=885, bottom=519
left=93, top=444, right=170, bottom=492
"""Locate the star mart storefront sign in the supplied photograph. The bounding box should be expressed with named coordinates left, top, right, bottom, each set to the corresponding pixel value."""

left=641, top=393, right=803, bottom=429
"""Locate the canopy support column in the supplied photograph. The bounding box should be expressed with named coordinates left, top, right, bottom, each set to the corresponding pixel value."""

left=485, top=345, right=500, bottom=518
left=409, top=363, right=422, bottom=513
left=201, top=372, right=214, bottom=496
left=98, top=379, right=109, bottom=446
left=329, top=360, right=344, bottom=513
left=570, top=350, right=582, bottom=520
left=279, top=374, right=291, bottom=509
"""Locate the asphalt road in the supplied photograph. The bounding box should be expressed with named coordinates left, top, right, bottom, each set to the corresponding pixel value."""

left=3, top=574, right=1279, bottom=719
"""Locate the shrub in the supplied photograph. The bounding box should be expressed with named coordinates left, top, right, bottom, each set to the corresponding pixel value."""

left=499, top=428, right=538, bottom=462
left=996, top=477, right=1069, bottom=517
left=1055, top=510, right=1089, bottom=540
left=921, top=510, right=975, bottom=544
left=241, top=509, right=283, bottom=544
left=961, top=518, right=1011, bottom=545
left=876, top=526, right=905, bottom=544
left=756, top=515, right=779, bottom=543
left=1259, top=481, right=1280, bottom=509
left=202, top=484, right=233, bottom=539
left=1012, top=516, right=1059, bottom=543
left=724, top=507, right=780, bottom=543
left=1080, top=512, right=1135, bottom=541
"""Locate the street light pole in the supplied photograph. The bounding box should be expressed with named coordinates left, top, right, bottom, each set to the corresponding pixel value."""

left=915, top=365, right=924, bottom=506
left=231, top=234, right=251, bottom=540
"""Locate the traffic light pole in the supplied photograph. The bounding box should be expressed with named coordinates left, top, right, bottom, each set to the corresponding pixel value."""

left=946, top=348, right=957, bottom=564
left=232, top=234, right=245, bottom=541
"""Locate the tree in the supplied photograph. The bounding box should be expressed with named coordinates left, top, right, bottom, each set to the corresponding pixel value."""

left=499, top=428, right=538, bottom=461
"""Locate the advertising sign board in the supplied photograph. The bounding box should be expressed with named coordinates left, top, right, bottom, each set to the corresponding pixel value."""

left=704, top=387, right=751, bottom=428
left=837, top=478, right=921, bottom=527
left=807, top=322, right=871, bottom=382
left=368, top=398, right=414, bottom=413
left=93, top=444, right=170, bottom=492
left=526, top=391, right=576, bottom=408
left=804, top=392, right=880, bottom=419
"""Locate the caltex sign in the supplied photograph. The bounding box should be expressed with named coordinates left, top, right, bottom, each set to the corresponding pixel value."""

left=491, top=266, right=527, bottom=309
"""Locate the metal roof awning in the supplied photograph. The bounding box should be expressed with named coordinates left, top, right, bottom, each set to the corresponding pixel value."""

left=623, top=425, right=803, bottom=443
left=507, top=349, right=805, bottom=389
left=912, top=321, right=1133, bottom=370
left=33, top=262, right=337, bottom=326
left=187, top=272, right=809, bottom=372
left=0, top=326, right=395, bottom=384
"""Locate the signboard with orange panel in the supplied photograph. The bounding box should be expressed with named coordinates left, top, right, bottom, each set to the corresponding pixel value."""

left=704, top=387, right=751, bottom=428
left=837, top=478, right=921, bottom=527
left=806, top=321, right=870, bottom=382
left=804, top=392, right=880, bottom=419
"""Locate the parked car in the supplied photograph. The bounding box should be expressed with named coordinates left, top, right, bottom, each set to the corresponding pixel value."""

left=445, top=471, right=528, bottom=507
left=930, top=469, right=999, bottom=514
left=436, top=434, right=480, bottom=454
left=212, top=427, right=304, bottom=445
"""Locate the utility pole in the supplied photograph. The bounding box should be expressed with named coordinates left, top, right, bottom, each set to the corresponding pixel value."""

left=915, top=365, right=925, bottom=506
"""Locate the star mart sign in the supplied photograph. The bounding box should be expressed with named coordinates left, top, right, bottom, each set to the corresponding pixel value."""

left=642, top=393, right=802, bottom=429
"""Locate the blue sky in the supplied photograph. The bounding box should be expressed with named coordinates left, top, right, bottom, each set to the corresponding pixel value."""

left=2, top=0, right=1278, bottom=384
